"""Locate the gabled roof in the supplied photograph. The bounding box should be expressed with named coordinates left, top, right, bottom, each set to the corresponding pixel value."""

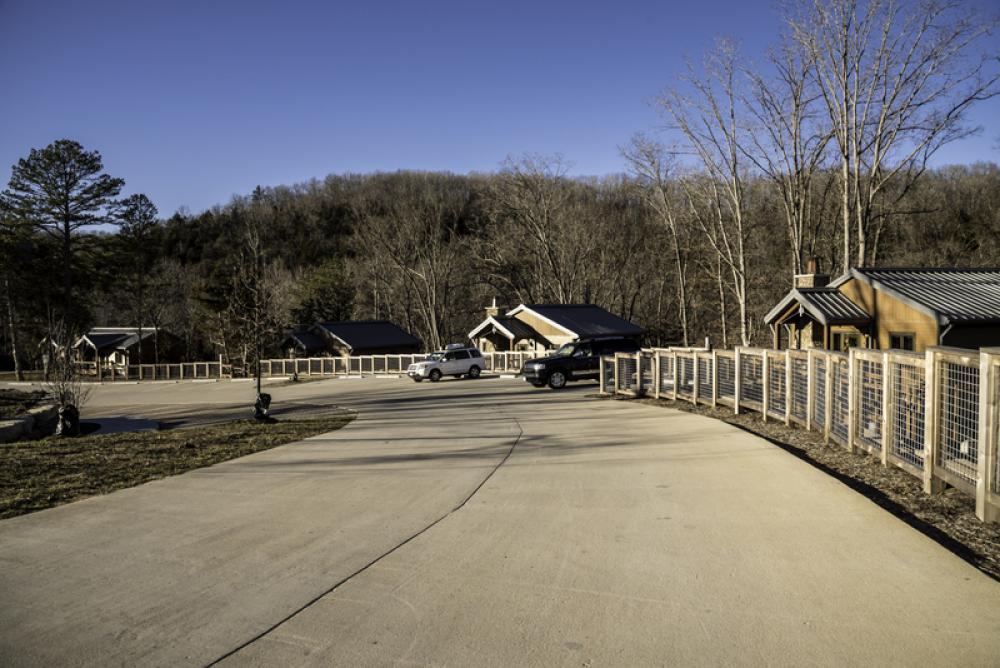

left=468, top=315, right=541, bottom=341
left=765, top=288, right=871, bottom=327
left=832, top=268, right=1000, bottom=326
left=75, top=327, right=161, bottom=353
left=281, top=328, right=327, bottom=354
left=314, top=320, right=421, bottom=352
left=507, top=304, right=644, bottom=339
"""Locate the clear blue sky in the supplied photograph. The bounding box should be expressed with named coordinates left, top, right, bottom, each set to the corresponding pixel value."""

left=1, top=0, right=997, bottom=217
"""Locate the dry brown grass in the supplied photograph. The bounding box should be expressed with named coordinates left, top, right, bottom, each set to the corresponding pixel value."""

left=0, top=413, right=353, bottom=520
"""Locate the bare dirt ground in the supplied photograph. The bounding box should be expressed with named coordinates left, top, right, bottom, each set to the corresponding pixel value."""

left=621, top=395, right=1000, bottom=581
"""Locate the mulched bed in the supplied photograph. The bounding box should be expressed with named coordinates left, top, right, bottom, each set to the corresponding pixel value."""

left=0, top=412, right=354, bottom=520
left=612, top=394, right=1000, bottom=581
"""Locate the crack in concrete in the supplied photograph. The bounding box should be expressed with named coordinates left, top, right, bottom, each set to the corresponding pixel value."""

left=204, top=407, right=524, bottom=666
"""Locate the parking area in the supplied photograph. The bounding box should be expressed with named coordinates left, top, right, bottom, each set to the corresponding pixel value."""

left=1, top=377, right=999, bottom=666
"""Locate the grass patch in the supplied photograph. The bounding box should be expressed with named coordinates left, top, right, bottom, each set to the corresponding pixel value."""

left=0, top=412, right=354, bottom=520
left=0, top=388, right=47, bottom=420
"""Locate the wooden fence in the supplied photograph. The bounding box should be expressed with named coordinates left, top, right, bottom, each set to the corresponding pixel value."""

left=73, top=351, right=538, bottom=382
left=601, top=346, right=1000, bottom=524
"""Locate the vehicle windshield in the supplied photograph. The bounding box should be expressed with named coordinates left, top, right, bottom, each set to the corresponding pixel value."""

left=554, top=343, right=576, bottom=357
left=427, top=352, right=445, bottom=361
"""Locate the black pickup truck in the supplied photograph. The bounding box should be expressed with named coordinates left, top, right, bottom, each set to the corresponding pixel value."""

left=521, top=337, right=640, bottom=389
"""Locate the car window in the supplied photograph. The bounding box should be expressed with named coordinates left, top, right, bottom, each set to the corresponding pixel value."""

left=572, top=345, right=592, bottom=358
left=444, top=351, right=458, bottom=360
left=469, top=349, right=482, bottom=358
left=455, top=350, right=471, bottom=359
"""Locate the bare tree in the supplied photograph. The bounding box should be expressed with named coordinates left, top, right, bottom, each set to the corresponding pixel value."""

left=742, top=39, right=832, bottom=275
left=661, top=40, right=756, bottom=345
left=481, top=155, right=600, bottom=305
left=786, top=0, right=1000, bottom=267
left=622, top=135, right=694, bottom=345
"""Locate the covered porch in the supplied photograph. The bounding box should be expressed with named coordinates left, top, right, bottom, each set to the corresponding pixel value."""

left=765, top=288, right=872, bottom=351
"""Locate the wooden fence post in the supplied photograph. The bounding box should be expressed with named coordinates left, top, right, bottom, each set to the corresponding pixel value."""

left=976, top=350, right=999, bottom=522
left=711, top=350, right=718, bottom=408
left=881, top=352, right=892, bottom=467
left=824, top=352, right=833, bottom=444
left=846, top=348, right=858, bottom=454
left=762, top=351, right=770, bottom=423
left=923, top=348, right=944, bottom=494
left=733, top=347, right=742, bottom=415
left=671, top=351, right=679, bottom=401
left=805, top=351, right=815, bottom=431
left=692, top=352, right=700, bottom=405
left=653, top=351, right=661, bottom=399
left=785, top=349, right=792, bottom=425
left=612, top=353, right=621, bottom=394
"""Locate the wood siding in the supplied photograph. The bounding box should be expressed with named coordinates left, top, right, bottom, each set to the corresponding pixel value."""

left=837, top=278, right=939, bottom=351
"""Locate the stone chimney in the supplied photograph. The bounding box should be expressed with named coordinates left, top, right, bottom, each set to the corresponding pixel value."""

left=794, top=257, right=830, bottom=289
left=485, top=297, right=503, bottom=318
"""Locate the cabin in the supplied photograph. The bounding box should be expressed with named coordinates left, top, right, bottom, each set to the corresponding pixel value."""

left=280, top=320, right=422, bottom=357
left=73, top=327, right=181, bottom=367
left=765, top=263, right=1000, bottom=352
left=468, top=301, right=644, bottom=352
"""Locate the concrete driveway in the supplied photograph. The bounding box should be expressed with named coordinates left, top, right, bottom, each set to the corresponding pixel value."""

left=1, top=377, right=999, bottom=666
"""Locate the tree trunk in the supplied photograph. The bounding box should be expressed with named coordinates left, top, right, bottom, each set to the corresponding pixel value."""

left=4, top=278, right=23, bottom=381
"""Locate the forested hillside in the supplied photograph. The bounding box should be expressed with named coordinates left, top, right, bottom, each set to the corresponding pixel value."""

left=2, top=0, right=997, bottom=373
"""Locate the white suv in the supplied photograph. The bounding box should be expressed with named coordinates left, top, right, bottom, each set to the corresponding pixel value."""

left=408, top=345, right=485, bottom=382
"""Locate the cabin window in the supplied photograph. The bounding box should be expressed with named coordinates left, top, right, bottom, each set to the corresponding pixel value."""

left=831, top=332, right=860, bottom=351
left=889, top=332, right=915, bottom=351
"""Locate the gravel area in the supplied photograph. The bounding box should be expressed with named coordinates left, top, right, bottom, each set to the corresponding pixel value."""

left=612, top=395, right=1000, bottom=581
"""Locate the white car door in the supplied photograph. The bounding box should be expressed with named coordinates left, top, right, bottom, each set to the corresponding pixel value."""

left=440, top=351, right=460, bottom=374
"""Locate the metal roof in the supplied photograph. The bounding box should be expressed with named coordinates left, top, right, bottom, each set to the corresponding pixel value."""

left=837, top=268, right=1000, bottom=325
left=508, top=304, right=645, bottom=339
left=315, top=320, right=421, bottom=353
left=281, top=329, right=327, bottom=354
left=765, top=288, right=871, bottom=326
left=75, top=327, right=161, bottom=352
left=468, top=315, right=542, bottom=341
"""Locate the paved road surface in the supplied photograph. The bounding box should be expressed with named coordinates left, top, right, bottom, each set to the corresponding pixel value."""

left=1, top=377, right=999, bottom=666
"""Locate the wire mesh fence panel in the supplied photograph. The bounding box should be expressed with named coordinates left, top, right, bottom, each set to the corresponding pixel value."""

left=677, top=355, right=695, bottom=399
left=888, top=359, right=925, bottom=471
left=373, top=356, right=386, bottom=373
left=767, top=354, right=786, bottom=419
left=830, top=357, right=849, bottom=444
left=717, top=354, right=735, bottom=403
left=659, top=354, right=675, bottom=396
left=813, top=356, right=826, bottom=430
left=857, top=358, right=883, bottom=453
left=740, top=353, right=763, bottom=409
left=937, top=359, right=980, bottom=488
left=639, top=353, right=655, bottom=394
left=697, top=356, right=713, bottom=402
left=790, top=356, right=808, bottom=422
left=602, top=357, right=615, bottom=391
left=617, top=356, right=637, bottom=393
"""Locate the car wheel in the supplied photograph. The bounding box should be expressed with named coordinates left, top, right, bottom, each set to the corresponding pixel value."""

left=429, top=369, right=442, bottom=382
left=467, top=365, right=481, bottom=379
left=548, top=370, right=567, bottom=389
left=412, top=377, right=423, bottom=383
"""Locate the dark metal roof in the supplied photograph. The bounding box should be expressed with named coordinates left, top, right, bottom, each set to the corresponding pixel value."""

left=516, top=304, right=645, bottom=339
left=281, top=329, right=327, bottom=354
left=315, top=320, right=421, bottom=352
left=492, top=317, right=539, bottom=340
left=765, top=288, right=871, bottom=326
left=847, top=268, right=1000, bottom=325
left=77, top=328, right=160, bottom=353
